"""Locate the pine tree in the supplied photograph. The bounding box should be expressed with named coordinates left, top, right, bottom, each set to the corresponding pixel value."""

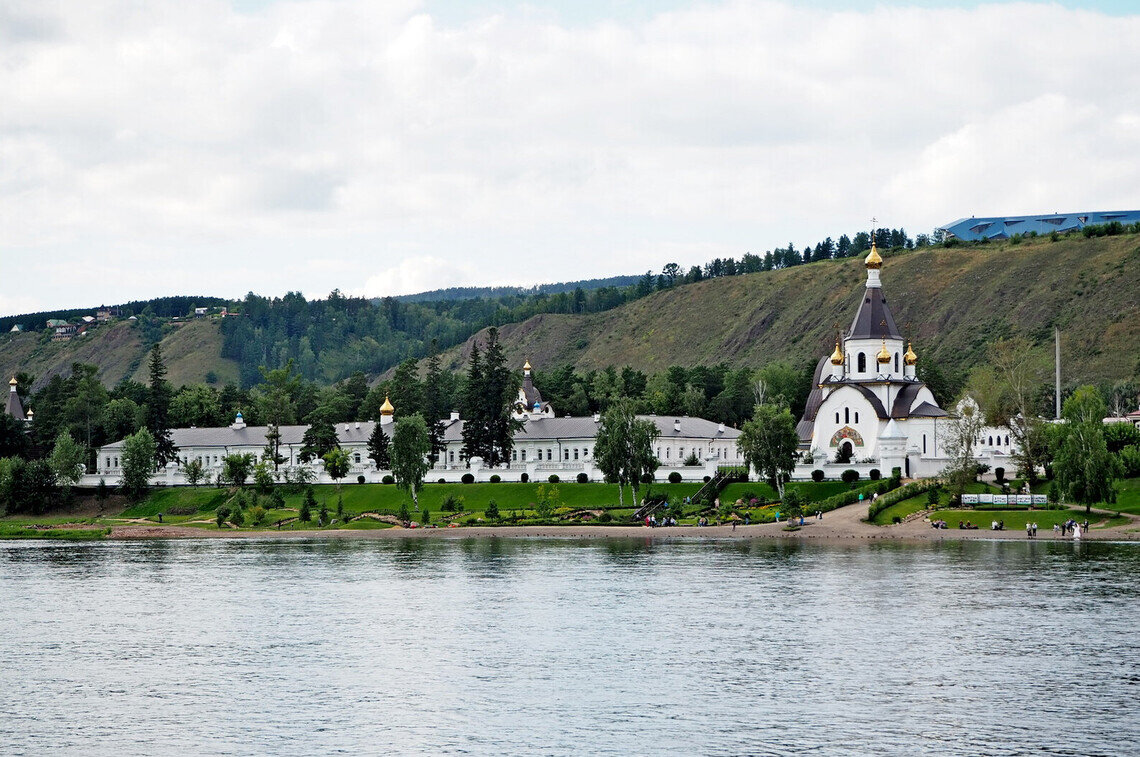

left=367, top=423, right=391, bottom=469
left=147, top=345, right=178, bottom=467
left=422, top=342, right=448, bottom=463
left=460, top=341, right=486, bottom=462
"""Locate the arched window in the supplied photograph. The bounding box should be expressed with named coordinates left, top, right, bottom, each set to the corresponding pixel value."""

left=894, top=353, right=899, bottom=372
left=354, top=453, right=361, bottom=463
left=1005, top=435, right=1010, bottom=446
left=857, top=353, right=867, bottom=373
left=855, top=411, right=859, bottom=423
left=923, top=434, right=927, bottom=454
left=845, top=407, right=850, bottom=424
left=988, top=436, right=993, bottom=446
left=835, top=412, right=840, bottom=424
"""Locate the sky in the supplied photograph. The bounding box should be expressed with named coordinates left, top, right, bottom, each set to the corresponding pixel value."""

left=3, top=0, right=1140, bottom=316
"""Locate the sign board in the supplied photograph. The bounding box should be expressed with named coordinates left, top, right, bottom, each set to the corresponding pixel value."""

left=961, top=493, right=978, bottom=504
left=991, top=494, right=1008, bottom=506
left=1016, top=494, right=1033, bottom=505
left=1032, top=494, right=1048, bottom=505
left=979, top=493, right=994, bottom=504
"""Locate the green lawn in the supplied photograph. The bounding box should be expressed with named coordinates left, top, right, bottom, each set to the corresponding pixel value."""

left=927, top=509, right=1107, bottom=532
left=870, top=482, right=1006, bottom=526
left=1112, top=478, right=1140, bottom=514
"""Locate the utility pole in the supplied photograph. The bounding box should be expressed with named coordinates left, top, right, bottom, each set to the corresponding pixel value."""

left=1054, top=327, right=1061, bottom=420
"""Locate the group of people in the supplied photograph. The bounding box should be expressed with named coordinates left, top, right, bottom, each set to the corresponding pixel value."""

left=1055, top=519, right=1088, bottom=539
left=990, top=520, right=1006, bottom=531
left=644, top=514, right=678, bottom=528
left=1024, top=522, right=1040, bottom=538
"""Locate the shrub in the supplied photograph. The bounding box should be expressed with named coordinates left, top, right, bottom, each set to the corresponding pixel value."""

left=703, top=476, right=711, bottom=483
left=420, top=506, right=430, bottom=524
left=489, top=474, right=501, bottom=483
left=520, top=473, right=529, bottom=483
left=249, top=505, right=267, bottom=526
left=994, top=467, right=1006, bottom=483
left=548, top=474, right=560, bottom=483
left=866, top=479, right=939, bottom=522
left=357, top=475, right=366, bottom=484
left=485, top=499, right=499, bottom=520
left=397, top=502, right=410, bottom=524
left=781, top=489, right=803, bottom=518
left=576, top=472, right=588, bottom=483
left=668, top=471, right=682, bottom=484
left=1120, top=445, right=1140, bottom=478
left=215, top=505, right=231, bottom=528
left=926, top=486, right=941, bottom=506
left=892, top=515, right=902, bottom=524
left=382, top=475, right=395, bottom=485
left=441, top=494, right=463, bottom=512
left=598, top=512, right=612, bottom=523
left=300, top=489, right=315, bottom=522
left=869, top=469, right=881, bottom=481
left=683, top=452, right=701, bottom=466
left=269, top=489, right=286, bottom=510
left=461, top=473, right=475, bottom=484
left=437, top=478, right=446, bottom=484
left=641, top=472, right=654, bottom=484
left=811, top=469, right=825, bottom=482
left=229, top=507, right=245, bottom=527
left=841, top=469, right=860, bottom=484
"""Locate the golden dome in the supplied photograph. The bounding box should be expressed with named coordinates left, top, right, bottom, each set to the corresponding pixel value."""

left=864, top=240, right=883, bottom=269
left=876, top=339, right=891, bottom=364
left=8, top=377, right=16, bottom=387
left=379, top=395, right=394, bottom=416
left=829, top=340, right=844, bottom=366
left=904, top=342, right=917, bottom=366
left=523, top=359, right=532, bottom=372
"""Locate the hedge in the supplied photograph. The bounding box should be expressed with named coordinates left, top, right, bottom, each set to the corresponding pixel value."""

left=866, top=479, right=941, bottom=522
left=809, top=481, right=887, bottom=517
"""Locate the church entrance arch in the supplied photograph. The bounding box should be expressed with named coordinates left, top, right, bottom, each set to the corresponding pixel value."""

left=840, top=440, right=854, bottom=459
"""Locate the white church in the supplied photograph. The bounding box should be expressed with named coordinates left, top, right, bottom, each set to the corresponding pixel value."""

left=794, top=242, right=1015, bottom=479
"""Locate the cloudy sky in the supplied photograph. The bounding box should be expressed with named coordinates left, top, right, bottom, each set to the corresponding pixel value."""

left=3, top=0, right=1139, bottom=316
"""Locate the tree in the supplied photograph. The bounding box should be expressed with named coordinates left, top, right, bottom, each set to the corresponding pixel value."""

left=0, top=414, right=28, bottom=459
left=391, top=414, right=431, bottom=508
left=183, top=458, right=205, bottom=487
left=1055, top=386, right=1119, bottom=514
left=222, top=453, right=256, bottom=488
left=49, top=431, right=85, bottom=498
left=738, top=404, right=799, bottom=497
left=103, top=398, right=146, bottom=442
left=298, top=414, right=339, bottom=463
left=322, top=447, right=351, bottom=498
left=593, top=400, right=660, bottom=508
left=169, top=385, right=224, bottom=428
left=367, top=423, right=391, bottom=469
left=981, top=338, right=1050, bottom=483
left=422, top=344, right=449, bottom=462
left=300, top=487, right=315, bottom=522
left=147, top=345, right=178, bottom=467
left=940, top=397, right=988, bottom=498
left=460, top=328, right=522, bottom=466
left=389, top=358, right=425, bottom=420
left=120, top=428, right=156, bottom=500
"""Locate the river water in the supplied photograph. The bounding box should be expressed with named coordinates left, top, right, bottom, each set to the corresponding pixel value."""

left=1, top=537, right=1137, bottom=756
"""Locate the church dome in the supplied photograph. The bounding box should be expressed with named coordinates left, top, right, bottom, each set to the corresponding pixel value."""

left=864, top=240, right=883, bottom=269
left=830, top=340, right=844, bottom=366
left=904, top=342, right=917, bottom=366
left=8, top=377, right=16, bottom=387
left=523, top=359, right=532, bottom=372
left=380, top=395, right=394, bottom=416
left=876, top=340, right=891, bottom=364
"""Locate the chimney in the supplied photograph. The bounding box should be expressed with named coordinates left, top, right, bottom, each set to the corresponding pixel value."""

left=673, top=419, right=681, bottom=432
left=355, top=422, right=360, bottom=429
left=593, top=413, right=600, bottom=422
left=450, top=411, right=460, bottom=422
left=718, top=422, right=725, bottom=434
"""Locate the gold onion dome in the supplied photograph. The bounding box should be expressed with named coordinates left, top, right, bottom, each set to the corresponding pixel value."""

left=904, top=342, right=917, bottom=366
left=864, top=240, right=883, bottom=269
left=379, top=395, right=394, bottom=416
left=877, top=340, right=891, bottom=364
left=830, top=340, right=844, bottom=365
left=8, top=377, right=16, bottom=387
left=523, top=359, right=532, bottom=371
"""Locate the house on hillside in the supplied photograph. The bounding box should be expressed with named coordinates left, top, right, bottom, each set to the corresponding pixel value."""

left=46, top=319, right=76, bottom=341
left=95, top=305, right=121, bottom=322
left=9, top=324, right=22, bottom=333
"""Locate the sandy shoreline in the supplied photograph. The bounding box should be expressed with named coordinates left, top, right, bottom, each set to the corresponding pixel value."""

left=102, top=502, right=1140, bottom=543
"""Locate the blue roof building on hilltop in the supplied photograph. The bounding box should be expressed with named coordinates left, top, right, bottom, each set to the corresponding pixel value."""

left=939, top=210, right=1140, bottom=241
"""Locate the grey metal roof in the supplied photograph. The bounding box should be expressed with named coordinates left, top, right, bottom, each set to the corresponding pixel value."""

left=102, top=421, right=379, bottom=451
left=939, top=210, right=1140, bottom=241
left=847, top=287, right=902, bottom=340
left=910, top=401, right=949, bottom=418
left=797, top=356, right=829, bottom=443
left=442, top=414, right=739, bottom=443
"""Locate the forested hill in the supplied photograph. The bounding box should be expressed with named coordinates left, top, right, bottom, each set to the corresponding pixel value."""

left=3, top=229, right=1138, bottom=400
left=391, top=275, right=641, bottom=302
left=440, top=232, right=1140, bottom=400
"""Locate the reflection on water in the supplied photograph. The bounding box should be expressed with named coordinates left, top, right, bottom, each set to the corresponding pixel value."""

left=2, top=538, right=1138, bottom=756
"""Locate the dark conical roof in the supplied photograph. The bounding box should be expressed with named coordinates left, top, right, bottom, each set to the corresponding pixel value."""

left=848, top=284, right=902, bottom=340
left=6, top=384, right=25, bottom=421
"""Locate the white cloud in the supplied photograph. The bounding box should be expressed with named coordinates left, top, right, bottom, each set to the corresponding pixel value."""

left=2, top=0, right=1140, bottom=314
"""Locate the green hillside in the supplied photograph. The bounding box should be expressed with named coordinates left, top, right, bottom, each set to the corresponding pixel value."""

left=2, top=232, right=1138, bottom=394
left=0, top=319, right=239, bottom=391
left=440, top=233, right=1140, bottom=388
